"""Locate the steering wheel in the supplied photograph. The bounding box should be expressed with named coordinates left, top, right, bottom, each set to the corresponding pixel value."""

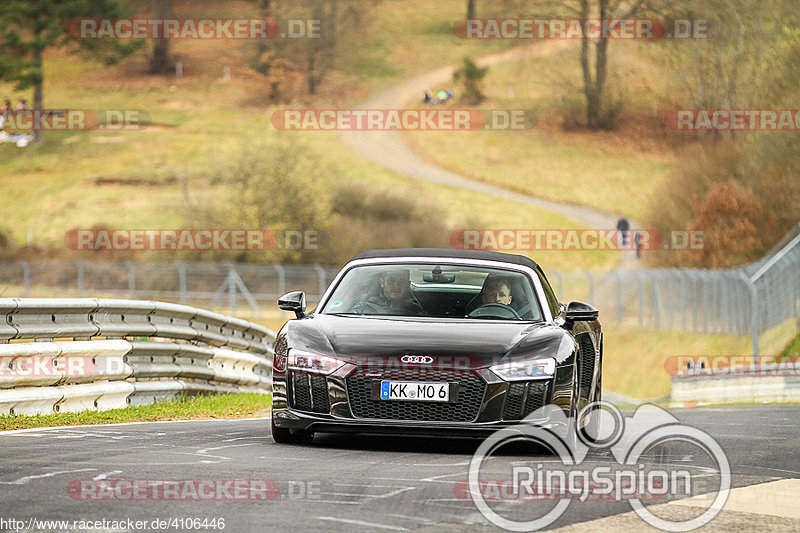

left=468, top=303, right=522, bottom=320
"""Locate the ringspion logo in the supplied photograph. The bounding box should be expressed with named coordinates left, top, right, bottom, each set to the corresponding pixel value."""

left=468, top=402, right=730, bottom=531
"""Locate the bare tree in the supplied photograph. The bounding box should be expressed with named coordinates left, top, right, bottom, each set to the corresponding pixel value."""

left=656, top=0, right=795, bottom=142
left=251, top=0, right=380, bottom=97
left=467, top=0, right=477, bottom=20
left=531, top=0, right=646, bottom=129
left=149, top=0, right=174, bottom=73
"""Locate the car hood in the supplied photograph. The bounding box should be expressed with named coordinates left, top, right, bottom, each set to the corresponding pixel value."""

left=287, top=314, right=567, bottom=364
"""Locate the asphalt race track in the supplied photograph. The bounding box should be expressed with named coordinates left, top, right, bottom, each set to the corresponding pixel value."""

left=1, top=405, right=798, bottom=532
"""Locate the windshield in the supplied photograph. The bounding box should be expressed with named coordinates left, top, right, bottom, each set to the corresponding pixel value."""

left=321, top=263, right=543, bottom=321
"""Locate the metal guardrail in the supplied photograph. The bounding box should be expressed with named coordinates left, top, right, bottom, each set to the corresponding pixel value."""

left=671, top=366, right=800, bottom=406
left=0, top=298, right=276, bottom=416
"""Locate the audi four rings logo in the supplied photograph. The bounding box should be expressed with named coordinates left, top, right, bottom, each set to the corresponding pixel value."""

left=401, top=355, right=434, bottom=364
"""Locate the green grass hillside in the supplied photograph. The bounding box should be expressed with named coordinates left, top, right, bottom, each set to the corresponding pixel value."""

left=0, top=0, right=634, bottom=271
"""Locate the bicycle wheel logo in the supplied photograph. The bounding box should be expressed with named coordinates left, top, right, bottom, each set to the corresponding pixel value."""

left=467, top=401, right=730, bottom=531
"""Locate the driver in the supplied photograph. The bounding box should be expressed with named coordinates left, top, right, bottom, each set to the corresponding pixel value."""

left=351, top=269, right=425, bottom=315
left=481, top=277, right=512, bottom=306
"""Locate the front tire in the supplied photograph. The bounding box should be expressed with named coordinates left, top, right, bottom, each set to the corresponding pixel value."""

left=271, top=416, right=314, bottom=444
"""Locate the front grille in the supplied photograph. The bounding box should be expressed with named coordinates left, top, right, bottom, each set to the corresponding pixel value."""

left=522, top=381, right=548, bottom=417
left=503, top=381, right=549, bottom=420
left=578, top=335, right=595, bottom=400
left=503, top=383, right=526, bottom=419
left=310, top=376, right=330, bottom=413
left=346, top=370, right=485, bottom=422
left=289, top=374, right=330, bottom=414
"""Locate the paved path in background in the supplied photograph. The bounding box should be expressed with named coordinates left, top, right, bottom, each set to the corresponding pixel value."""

left=340, top=42, right=642, bottom=272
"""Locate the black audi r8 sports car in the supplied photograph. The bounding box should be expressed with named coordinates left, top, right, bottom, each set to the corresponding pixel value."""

left=271, top=248, right=602, bottom=444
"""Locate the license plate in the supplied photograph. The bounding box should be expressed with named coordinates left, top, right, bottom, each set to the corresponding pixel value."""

left=380, top=381, right=450, bottom=402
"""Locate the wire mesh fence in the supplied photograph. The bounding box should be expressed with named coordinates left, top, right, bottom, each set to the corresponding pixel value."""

left=2, top=224, right=798, bottom=356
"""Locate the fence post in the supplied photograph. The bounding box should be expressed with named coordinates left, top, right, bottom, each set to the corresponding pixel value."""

left=652, top=271, right=661, bottom=328
left=609, top=270, right=622, bottom=325
left=313, top=265, right=327, bottom=301
left=673, top=269, right=685, bottom=331
left=176, top=262, right=188, bottom=304
left=550, top=270, right=562, bottom=301
left=702, top=273, right=709, bottom=334
left=123, top=260, right=135, bottom=298
left=583, top=270, right=594, bottom=305
left=75, top=261, right=84, bottom=297
left=739, top=273, right=759, bottom=362
left=19, top=260, right=30, bottom=297
left=274, top=264, right=287, bottom=320
left=636, top=272, right=644, bottom=328
left=227, top=264, right=238, bottom=315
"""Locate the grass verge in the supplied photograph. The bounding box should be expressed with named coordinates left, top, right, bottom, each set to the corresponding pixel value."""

left=0, top=392, right=271, bottom=431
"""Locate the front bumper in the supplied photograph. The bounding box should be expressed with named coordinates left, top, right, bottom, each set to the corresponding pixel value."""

left=272, top=408, right=566, bottom=438
left=272, top=369, right=574, bottom=437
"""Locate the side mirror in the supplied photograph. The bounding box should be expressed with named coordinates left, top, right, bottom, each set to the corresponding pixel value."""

left=278, top=291, right=306, bottom=319
left=563, top=301, right=598, bottom=328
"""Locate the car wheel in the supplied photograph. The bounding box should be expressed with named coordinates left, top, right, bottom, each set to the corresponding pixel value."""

left=271, top=416, right=314, bottom=444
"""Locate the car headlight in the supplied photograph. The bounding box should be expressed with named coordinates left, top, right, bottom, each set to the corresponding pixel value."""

left=287, top=349, right=345, bottom=375
left=490, top=357, right=556, bottom=381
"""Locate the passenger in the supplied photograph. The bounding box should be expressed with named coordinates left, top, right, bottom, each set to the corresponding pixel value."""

left=351, top=269, right=425, bottom=315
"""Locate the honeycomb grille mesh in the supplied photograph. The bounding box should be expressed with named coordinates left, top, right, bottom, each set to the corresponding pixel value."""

left=346, top=370, right=485, bottom=422
left=290, top=374, right=330, bottom=414
left=503, top=381, right=549, bottom=420
left=522, top=381, right=548, bottom=418
left=578, top=336, right=596, bottom=400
